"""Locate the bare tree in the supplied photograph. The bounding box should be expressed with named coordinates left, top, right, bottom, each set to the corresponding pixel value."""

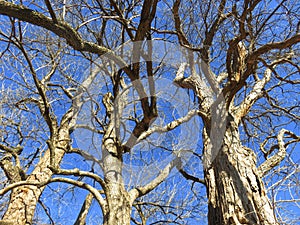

left=170, top=0, right=300, bottom=224
left=0, top=0, right=203, bottom=224
left=0, top=0, right=299, bottom=225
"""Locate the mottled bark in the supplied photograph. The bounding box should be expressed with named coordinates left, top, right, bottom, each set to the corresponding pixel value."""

left=204, top=120, right=277, bottom=225
left=103, top=174, right=132, bottom=225
left=101, top=142, right=132, bottom=225
left=100, top=90, right=132, bottom=225
left=0, top=128, right=69, bottom=225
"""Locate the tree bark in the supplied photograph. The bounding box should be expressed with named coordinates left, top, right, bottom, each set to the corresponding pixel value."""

left=204, top=119, right=278, bottom=225
left=101, top=93, right=133, bottom=225
left=100, top=147, right=132, bottom=225
left=0, top=128, right=69, bottom=225
left=103, top=177, right=132, bottom=225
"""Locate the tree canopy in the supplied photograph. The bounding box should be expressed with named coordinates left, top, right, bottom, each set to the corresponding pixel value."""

left=0, top=0, right=299, bottom=224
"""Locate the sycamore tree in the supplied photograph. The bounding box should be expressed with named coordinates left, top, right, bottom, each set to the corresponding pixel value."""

left=0, top=0, right=300, bottom=225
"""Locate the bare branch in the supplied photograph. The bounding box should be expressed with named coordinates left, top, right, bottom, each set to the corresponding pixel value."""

left=177, top=168, right=205, bottom=185
left=0, top=1, right=127, bottom=67
left=49, top=167, right=106, bottom=190
left=172, top=0, right=190, bottom=46
left=0, top=177, right=107, bottom=213
left=258, top=129, right=300, bottom=177
left=234, top=67, right=272, bottom=121
left=74, top=193, right=94, bottom=225
left=136, top=109, right=201, bottom=142
left=129, top=159, right=178, bottom=202
left=248, top=34, right=300, bottom=64
left=44, top=0, right=58, bottom=23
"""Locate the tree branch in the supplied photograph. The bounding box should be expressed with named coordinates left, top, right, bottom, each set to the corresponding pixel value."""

left=234, top=67, right=272, bottom=122
left=0, top=177, right=107, bottom=213
left=44, top=0, right=58, bottom=23
left=136, top=109, right=202, bottom=142
left=247, top=34, right=300, bottom=64
left=177, top=168, right=205, bottom=185
left=49, top=167, right=106, bottom=190
left=74, top=193, right=94, bottom=225
left=129, top=158, right=178, bottom=202
left=0, top=1, right=127, bottom=67
left=258, top=129, right=300, bottom=177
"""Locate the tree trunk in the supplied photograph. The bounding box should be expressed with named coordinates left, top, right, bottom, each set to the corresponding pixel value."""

left=103, top=185, right=132, bottom=225
left=204, top=119, right=278, bottom=225
left=101, top=150, right=132, bottom=225
left=0, top=128, right=69, bottom=225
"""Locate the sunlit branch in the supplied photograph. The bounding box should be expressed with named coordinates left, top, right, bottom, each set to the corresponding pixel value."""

left=129, top=158, right=178, bottom=201
left=258, top=129, right=300, bottom=177
left=136, top=109, right=201, bottom=142
left=49, top=167, right=107, bottom=190
left=234, top=67, right=272, bottom=122
left=0, top=177, right=107, bottom=211
left=174, top=62, right=214, bottom=110
left=74, top=193, right=94, bottom=225
left=0, top=143, right=23, bottom=154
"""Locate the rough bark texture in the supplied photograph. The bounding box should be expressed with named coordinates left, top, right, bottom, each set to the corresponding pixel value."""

left=101, top=92, right=132, bottom=225
left=0, top=128, right=69, bottom=224
left=204, top=120, right=277, bottom=225
left=103, top=176, right=132, bottom=225
left=101, top=148, right=132, bottom=225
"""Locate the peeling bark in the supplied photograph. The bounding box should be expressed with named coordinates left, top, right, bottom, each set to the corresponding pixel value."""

left=204, top=120, right=277, bottom=225
left=0, top=129, right=69, bottom=225
left=103, top=178, right=132, bottom=225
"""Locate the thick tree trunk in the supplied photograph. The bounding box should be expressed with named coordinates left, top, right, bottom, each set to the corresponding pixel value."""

left=101, top=151, right=132, bottom=225
left=100, top=107, right=132, bottom=225
left=204, top=120, right=277, bottom=225
left=103, top=185, right=132, bottom=225
left=0, top=128, right=69, bottom=225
